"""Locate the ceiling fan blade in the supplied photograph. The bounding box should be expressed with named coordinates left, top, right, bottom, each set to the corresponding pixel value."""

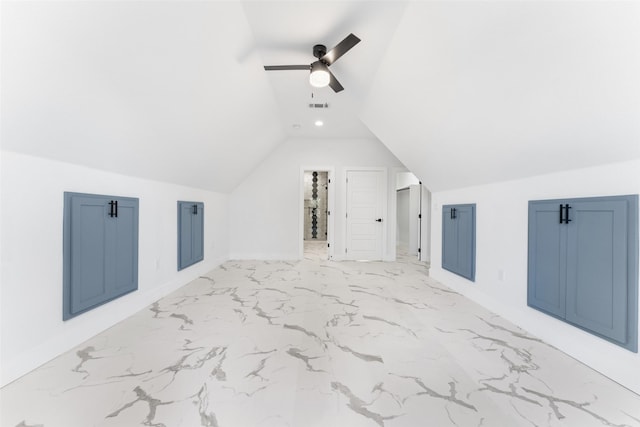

left=321, top=33, right=361, bottom=65
left=264, top=65, right=309, bottom=71
left=328, top=71, right=344, bottom=93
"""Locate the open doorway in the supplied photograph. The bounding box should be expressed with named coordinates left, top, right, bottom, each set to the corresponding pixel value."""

left=395, top=171, right=432, bottom=266
left=396, top=172, right=421, bottom=260
left=300, top=168, right=334, bottom=260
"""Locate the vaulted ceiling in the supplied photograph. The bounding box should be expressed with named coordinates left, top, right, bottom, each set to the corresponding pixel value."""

left=2, top=1, right=639, bottom=193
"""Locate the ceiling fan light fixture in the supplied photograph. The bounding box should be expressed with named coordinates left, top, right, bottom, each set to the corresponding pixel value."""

left=309, top=61, right=330, bottom=88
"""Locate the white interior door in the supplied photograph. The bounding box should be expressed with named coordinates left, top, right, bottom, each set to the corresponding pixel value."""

left=346, top=169, right=385, bottom=260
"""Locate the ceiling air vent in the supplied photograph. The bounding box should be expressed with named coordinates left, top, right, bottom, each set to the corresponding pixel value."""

left=309, top=103, right=329, bottom=109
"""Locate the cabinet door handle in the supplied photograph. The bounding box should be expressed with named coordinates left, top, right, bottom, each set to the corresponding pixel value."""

left=559, top=204, right=572, bottom=224
left=109, top=200, right=115, bottom=218
left=114, top=200, right=118, bottom=218
left=559, top=204, right=564, bottom=224
left=193, top=204, right=198, bottom=215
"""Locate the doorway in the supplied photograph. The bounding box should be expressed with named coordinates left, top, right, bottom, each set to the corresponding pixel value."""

left=395, top=172, right=422, bottom=260
left=300, top=168, right=334, bottom=260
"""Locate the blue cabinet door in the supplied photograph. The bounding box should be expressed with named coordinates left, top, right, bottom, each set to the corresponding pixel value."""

left=179, top=202, right=195, bottom=267
left=192, top=203, right=204, bottom=262
left=68, top=194, right=109, bottom=316
left=527, top=201, right=567, bottom=318
left=565, top=198, right=630, bottom=345
left=64, top=192, right=139, bottom=320
left=178, top=201, right=204, bottom=270
left=109, top=198, right=139, bottom=296
left=455, top=205, right=476, bottom=281
left=442, top=204, right=476, bottom=281
left=527, top=195, right=638, bottom=352
left=442, top=206, right=458, bottom=273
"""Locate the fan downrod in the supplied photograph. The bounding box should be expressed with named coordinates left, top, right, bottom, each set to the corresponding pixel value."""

left=313, top=44, right=327, bottom=60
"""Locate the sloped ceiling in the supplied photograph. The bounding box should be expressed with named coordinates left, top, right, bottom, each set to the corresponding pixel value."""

left=360, top=1, right=640, bottom=191
left=2, top=1, right=639, bottom=193
left=1, top=1, right=285, bottom=193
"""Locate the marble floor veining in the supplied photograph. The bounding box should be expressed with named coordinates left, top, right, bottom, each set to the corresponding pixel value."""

left=2, top=242, right=640, bottom=427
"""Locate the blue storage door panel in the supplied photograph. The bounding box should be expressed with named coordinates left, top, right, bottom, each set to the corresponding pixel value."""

left=442, top=206, right=458, bottom=272
left=111, top=199, right=138, bottom=295
left=456, top=205, right=475, bottom=280
left=192, top=203, right=204, bottom=262
left=70, top=196, right=108, bottom=315
left=565, top=199, right=628, bottom=343
left=527, top=202, right=566, bottom=318
left=64, top=192, right=139, bottom=320
left=178, top=202, right=194, bottom=270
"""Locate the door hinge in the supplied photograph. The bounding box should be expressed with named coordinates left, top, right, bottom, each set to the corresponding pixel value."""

left=345, top=248, right=348, bottom=253
left=418, top=214, right=422, bottom=219
left=346, top=178, right=349, bottom=183
left=327, top=243, right=330, bottom=248
left=418, top=248, right=421, bottom=253
left=328, top=179, right=331, bottom=183
left=346, top=212, right=348, bottom=218
left=328, top=211, right=330, bottom=216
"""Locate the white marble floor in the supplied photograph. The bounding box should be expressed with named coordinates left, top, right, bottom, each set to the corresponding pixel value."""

left=2, top=242, right=640, bottom=427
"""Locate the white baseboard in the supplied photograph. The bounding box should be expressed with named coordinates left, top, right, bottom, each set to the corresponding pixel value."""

left=229, top=253, right=300, bottom=261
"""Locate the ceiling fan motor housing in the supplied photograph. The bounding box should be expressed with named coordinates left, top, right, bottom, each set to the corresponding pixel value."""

left=313, top=44, right=327, bottom=60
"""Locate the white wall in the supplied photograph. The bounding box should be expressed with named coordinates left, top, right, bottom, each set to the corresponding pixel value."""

left=0, top=151, right=229, bottom=386
left=230, top=138, right=405, bottom=260
left=429, top=158, right=640, bottom=394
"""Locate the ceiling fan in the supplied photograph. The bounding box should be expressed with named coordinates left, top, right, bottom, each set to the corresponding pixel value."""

left=263, top=33, right=361, bottom=93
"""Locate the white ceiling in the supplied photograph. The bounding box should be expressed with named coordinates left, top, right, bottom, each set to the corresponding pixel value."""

left=2, top=1, right=639, bottom=192
left=2, top=1, right=287, bottom=192
left=361, top=1, right=640, bottom=191
left=242, top=1, right=407, bottom=139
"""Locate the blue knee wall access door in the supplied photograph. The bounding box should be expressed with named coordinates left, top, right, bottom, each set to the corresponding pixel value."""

left=63, top=192, right=139, bottom=320
left=528, top=195, right=638, bottom=352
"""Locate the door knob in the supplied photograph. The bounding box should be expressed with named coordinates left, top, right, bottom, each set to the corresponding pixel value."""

left=375, top=218, right=383, bottom=222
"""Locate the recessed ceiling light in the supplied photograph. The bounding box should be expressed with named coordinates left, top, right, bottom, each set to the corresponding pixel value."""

left=292, top=124, right=301, bottom=129
left=314, top=120, right=324, bottom=127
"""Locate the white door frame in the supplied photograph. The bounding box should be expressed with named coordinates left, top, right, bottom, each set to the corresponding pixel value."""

left=299, top=166, right=335, bottom=259
left=344, top=167, right=388, bottom=261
